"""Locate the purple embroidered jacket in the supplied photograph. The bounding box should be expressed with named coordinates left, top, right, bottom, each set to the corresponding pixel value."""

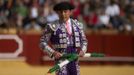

left=39, top=19, right=88, bottom=57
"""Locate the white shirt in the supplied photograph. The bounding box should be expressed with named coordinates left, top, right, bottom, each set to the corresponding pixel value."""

left=105, top=4, right=120, bottom=16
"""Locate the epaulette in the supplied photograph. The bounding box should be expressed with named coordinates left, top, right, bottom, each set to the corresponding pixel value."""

left=72, top=19, right=83, bottom=30
left=47, top=21, right=59, bottom=31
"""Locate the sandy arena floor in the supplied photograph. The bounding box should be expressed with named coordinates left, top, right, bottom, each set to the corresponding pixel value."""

left=0, top=60, right=134, bottom=75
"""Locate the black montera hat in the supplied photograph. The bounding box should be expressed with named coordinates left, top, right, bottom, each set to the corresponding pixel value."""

left=53, top=2, right=75, bottom=11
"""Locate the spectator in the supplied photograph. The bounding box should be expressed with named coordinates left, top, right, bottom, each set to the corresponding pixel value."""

left=97, top=8, right=112, bottom=29
left=24, top=18, right=42, bottom=31
left=46, top=7, right=59, bottom=23
left=105, top=0, right=123, bottom=29
left=29, top=0, right=39, bottom=19
left=0, top=0, right=133, bottom=34
left=12, top=0, right=29, bottom=29
left=0, top=0, right=8, bottom=28
left=124, top=1, right=134, bottom=32
left=72, top=0, right=81, bottom=19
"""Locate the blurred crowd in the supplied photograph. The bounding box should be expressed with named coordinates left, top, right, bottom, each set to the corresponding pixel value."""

left=0, top=0, right=134, bottom=34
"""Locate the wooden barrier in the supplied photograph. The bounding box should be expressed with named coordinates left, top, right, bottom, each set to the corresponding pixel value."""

left=0, top=34, right=134, bottom=65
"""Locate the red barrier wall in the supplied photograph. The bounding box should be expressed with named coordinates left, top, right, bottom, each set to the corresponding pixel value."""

left=87, top=34, right=134, bottom=57
left=0, top=34, right=134, bottom=65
